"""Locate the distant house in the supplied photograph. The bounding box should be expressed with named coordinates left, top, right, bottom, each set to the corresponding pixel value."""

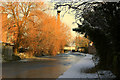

left=64, top=46, right=76, bottom=52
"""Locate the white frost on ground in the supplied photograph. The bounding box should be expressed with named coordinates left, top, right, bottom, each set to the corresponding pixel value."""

left=58, top=54, right=98, bottom=78
left=58, top=54, right=116, bottom=79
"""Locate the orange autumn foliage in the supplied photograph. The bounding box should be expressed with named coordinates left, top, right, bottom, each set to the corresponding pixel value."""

left=1, top=2, right=71, bottom=56
left=75, top=36, right=89, bottom=48
left=1, top=2, right=45, bottom=55
left=23, top=10, right=71, bottom=56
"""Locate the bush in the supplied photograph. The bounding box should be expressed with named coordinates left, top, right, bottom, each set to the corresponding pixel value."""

left=84, top=47, right=88, bottom=53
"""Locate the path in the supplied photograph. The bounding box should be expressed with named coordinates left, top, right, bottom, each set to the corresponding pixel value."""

left=58, top=54, right=116, bottom=79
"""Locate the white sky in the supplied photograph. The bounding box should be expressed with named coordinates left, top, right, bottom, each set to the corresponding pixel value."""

left=45, top=1, right=82, bottom=39
left=0, top=0, right=84, bottom=39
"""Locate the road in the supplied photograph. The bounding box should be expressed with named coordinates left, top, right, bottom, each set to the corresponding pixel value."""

left=2, top=52, right=86, bottom=78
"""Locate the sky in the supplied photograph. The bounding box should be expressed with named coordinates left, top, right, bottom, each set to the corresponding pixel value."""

left=0, top=0, right=112, bottom=39
left=0, top=0, right=84, bottom=39
left=44, top=1, right=83, bottom=39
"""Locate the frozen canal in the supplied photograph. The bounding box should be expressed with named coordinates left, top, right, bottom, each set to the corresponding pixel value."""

left=2, top=52, right=86, bottom=78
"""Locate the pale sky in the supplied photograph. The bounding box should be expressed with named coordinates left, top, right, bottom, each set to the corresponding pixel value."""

left=44, top=1, right=83, bottom=39
left=0, top=0, right=84, bottom=39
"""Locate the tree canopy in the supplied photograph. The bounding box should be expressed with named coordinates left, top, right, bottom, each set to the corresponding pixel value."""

left=55, top=1, right=120, bottom=78
left=1, top=2, right=71, bottom=57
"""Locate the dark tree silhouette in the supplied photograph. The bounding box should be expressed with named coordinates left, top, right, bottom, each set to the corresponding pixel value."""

left=55, top=1, right=120, bottom=78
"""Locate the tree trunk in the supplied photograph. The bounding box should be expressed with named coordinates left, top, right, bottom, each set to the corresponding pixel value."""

left=13, top=29, right=20, bottom=55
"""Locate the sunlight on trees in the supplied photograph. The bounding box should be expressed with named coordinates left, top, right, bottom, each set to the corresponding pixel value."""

left=75, top=36, right=89, bottom=48
left=1, top=1, right=71, bottom=57
left=24, top=10, right=71, bottom=56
